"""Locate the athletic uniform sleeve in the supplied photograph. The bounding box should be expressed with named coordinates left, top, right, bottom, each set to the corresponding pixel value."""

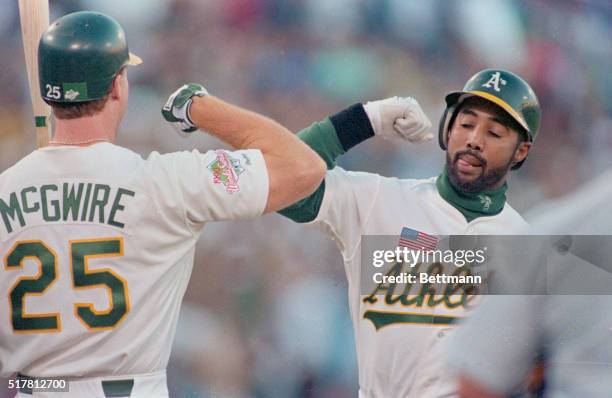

left=146, top=149, right=269, bottom=230
left=313, top=168, right=381, bottom=259
left=277, top=118, right=342, bottom=223
left=277, top=103, right=378, bottom=258
left=278, top=103, right=375, bottom=224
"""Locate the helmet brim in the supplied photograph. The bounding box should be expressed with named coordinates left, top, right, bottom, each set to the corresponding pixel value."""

left=445, top=90, right=530, bottom=135
left=127, top=52, right=142, bottom=66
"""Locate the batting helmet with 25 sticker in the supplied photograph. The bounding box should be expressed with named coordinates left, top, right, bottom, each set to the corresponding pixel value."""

left=38, top=11, right=142, bottom=103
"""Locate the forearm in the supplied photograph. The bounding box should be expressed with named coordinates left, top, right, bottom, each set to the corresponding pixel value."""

left=189, top=95, right=326, bottom=213
left=294, top=103, right=376, bottom=168
left=329, top=103, right=376, bottom=158
left=190, top=96, right=288, bottom=150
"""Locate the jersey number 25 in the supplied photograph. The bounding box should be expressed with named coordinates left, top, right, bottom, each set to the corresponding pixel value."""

left=4, top=238, right=129, bottom=333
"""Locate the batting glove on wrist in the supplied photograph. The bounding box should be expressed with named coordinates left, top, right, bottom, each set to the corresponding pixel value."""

left=363, top=96, right=433, bottom=143
left=162, top=83, right=209, bottom=133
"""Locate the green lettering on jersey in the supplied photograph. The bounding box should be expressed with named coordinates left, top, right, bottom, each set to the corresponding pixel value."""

left=421, top=262, right=444, bottom=307
left=396, top=262, right=427, bottom=307
left=21, top=186, right=40, bottom=213
left=444, top=267, right=479, bottom=309
left=362, top=261, right=478, bottom=329
left=71, top=239, right=128, bottom=329
left=80, top=183, right=93, bottom=222
left=363, top=262, right=404, bottom=304
left=0, top=192, right=25, bottom=233
left=108, top=188, right=135, bottom=228
left=363, top=310, right=457, bottom=330
left=88, top=184, right=110, bottom=223
left=62, top=183, right=84, bottom=221
left=41, top=184, right=60, bottom=222
left=6, top=241, right=59, bottom=331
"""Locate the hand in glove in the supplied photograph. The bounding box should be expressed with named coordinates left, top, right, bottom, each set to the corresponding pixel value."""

left=363, top=96, right=433, bottom=143
left=161, top=83, right=209, bottom=133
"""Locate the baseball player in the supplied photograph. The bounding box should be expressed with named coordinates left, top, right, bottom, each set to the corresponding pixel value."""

left=448, top=169, right=612, bottom=398
left=0, top=11, right=324, bottom=397
left=279, top=69, right=541, bottom=397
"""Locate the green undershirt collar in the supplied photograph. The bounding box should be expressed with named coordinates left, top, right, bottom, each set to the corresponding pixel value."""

left=436, top=167, right=507, bottom=223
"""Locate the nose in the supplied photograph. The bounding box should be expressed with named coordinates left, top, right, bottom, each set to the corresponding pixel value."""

left=466, top=125, right=485, bottom=151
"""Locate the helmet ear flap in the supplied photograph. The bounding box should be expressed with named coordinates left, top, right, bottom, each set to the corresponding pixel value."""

left=438, top=103, right=458, bottom=150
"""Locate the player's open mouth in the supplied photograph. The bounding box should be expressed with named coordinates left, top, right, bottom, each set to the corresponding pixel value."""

left=456, top=154, right=483, bottom=173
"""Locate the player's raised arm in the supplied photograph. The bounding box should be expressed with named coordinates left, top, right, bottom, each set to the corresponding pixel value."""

left=162, top=83, right=326, bottom=213
left=278, top=97, right=433, bottom=222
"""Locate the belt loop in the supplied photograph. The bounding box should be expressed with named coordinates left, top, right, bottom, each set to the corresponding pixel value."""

left=101, top=379, right=135, bottom=397
left=17, top=373, right=33, bottom=395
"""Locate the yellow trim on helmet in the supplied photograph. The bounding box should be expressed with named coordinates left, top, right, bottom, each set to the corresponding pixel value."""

left=127, top=52, right=142, bottom=66
left=466, top=90, right=529, bottom=134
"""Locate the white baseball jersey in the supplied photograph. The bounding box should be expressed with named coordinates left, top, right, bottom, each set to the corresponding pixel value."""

left=0, top=143, right=268, bottom=380
left=311, top=167, right=528, bottom=398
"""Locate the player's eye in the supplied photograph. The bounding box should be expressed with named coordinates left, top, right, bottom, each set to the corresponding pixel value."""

left=488, top=130, right=501, bottom=138
left=460, top=123, right=473, bottom=129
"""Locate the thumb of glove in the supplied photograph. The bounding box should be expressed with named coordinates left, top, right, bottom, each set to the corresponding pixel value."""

left=162, top=83, right=209, bottom=133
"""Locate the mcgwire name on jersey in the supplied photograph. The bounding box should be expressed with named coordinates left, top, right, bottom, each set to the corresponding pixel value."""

left=0, top=183, right=135, bottom=234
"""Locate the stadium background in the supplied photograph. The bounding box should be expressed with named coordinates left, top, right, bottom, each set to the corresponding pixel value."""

left=0, top=0, right=610, bottom=396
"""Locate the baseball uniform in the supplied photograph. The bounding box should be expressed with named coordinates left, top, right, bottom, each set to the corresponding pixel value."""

left=280, top=105, right=528, bottom=397
left=0, top=143, right=268, bottom=396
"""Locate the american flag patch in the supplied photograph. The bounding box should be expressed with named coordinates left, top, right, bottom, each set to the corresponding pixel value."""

left=398, top=227, right=438, bottom=251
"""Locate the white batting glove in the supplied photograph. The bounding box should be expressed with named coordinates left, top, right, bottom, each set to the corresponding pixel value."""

left=363, top=97, right=433, bottom=143
left=161, top=83, right=209, bottom=134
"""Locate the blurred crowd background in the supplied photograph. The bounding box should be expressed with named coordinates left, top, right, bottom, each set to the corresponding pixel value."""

left=1, top=0, right=610, bottom=397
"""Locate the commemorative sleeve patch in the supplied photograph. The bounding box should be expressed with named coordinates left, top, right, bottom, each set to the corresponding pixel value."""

left=207, top=150, right=245, bottom=193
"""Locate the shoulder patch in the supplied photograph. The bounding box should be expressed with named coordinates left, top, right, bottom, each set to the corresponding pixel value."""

left=207, top=150, right=245, bottom=194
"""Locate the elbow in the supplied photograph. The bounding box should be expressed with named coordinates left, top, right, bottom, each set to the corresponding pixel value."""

left=262, top=147, right=326, bottom=214
left=297, top=149, right=326, bottom=196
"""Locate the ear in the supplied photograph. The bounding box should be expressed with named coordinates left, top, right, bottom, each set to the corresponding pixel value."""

left=108, top=70, right=125, bottom=101
left=512, top=141, right=532, bottom=166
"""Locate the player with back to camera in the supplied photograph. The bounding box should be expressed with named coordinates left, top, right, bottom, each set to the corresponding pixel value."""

left=0, top=11, right=325, bottom=398
left=277, top=69, right=541, bottom=397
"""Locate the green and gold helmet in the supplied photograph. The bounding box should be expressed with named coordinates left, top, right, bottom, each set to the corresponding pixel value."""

left=38, top=11, right=142, bottom=103
left=438, top=69, right=541, bottom=169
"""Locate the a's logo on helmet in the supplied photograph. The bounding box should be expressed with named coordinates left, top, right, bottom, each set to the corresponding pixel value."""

left=482, top=71, right=507, bottom=92
left=64, top=89, right=80, bottom=101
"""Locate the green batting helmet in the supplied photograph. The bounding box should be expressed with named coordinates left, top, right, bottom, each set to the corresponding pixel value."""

left=438, top=69, right=541, bottom=169
left=38, top=11, right=142, bottom=103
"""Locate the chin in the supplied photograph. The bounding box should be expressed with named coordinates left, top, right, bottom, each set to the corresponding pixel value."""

left=455, top=170, right=482, bottom=184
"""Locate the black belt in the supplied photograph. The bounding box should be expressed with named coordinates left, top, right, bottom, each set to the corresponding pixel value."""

left=17, top=373, right=134, bottom=397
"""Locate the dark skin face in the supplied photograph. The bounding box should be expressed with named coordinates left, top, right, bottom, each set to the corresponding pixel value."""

left=446, top=99, right=531, bottom=193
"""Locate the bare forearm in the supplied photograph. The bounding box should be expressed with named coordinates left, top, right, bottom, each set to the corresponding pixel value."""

left=189, top=96, right=326, bottom=213
left=189, top=96, right=282, bottom=149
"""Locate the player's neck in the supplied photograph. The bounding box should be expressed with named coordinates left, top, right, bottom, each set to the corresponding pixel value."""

left=436, top=167, right=507, bottom=222
left=51, top=112, right=118, bottom=146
